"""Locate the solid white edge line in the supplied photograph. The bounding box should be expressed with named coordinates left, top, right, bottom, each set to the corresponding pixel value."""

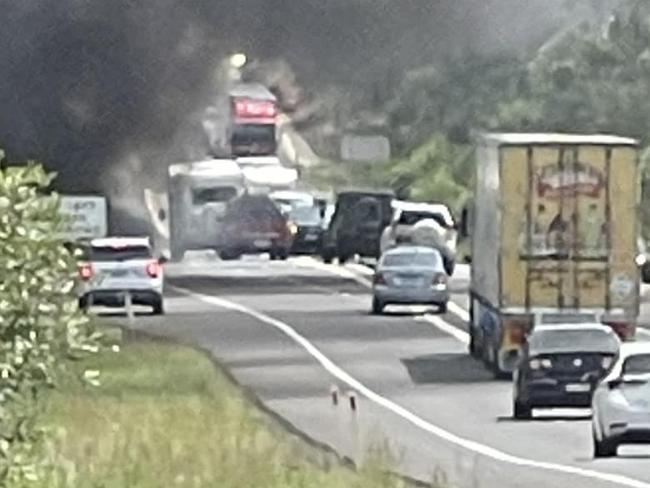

left=171, top=284, right=650, bottom=488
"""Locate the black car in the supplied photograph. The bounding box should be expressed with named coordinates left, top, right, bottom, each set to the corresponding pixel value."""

left=321, top=190, right=394, bottom=263
left=288, top=203, right=324, bottom=255
left=513, top=324, right=620, bottom=419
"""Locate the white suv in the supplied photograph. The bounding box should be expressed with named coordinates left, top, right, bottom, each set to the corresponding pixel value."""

left=77, top=237, right=166, bottom=315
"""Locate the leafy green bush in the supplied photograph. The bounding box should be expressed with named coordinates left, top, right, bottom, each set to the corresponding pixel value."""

left=0, top=160, right=98, bottom=484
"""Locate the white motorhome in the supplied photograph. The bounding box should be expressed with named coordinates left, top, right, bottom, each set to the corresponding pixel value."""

left=167, top=159, right=245, bottom=261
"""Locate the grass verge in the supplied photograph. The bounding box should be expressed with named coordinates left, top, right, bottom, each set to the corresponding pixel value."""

left=39, top=330, right=415, bottom=488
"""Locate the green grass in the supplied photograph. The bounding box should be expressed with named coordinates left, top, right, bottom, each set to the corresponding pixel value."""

left=39, top=332, right=413, bottom=488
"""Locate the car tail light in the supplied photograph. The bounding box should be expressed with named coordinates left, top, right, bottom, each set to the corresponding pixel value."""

left=373, top=273, right=386, bottom=285
left=432, top=273, right=447, bottom=286
left=78, top=263, right=94, bottom=281
left=145, top=261, right=161, bottom=278
left=530, top=358, right=552, bottom=370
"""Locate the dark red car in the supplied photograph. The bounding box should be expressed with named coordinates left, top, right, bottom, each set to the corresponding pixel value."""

left=218, top=194, right=294, bottom=260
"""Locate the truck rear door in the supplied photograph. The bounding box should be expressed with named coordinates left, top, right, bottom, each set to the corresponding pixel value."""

left=500, top=144, right=638, bottom=314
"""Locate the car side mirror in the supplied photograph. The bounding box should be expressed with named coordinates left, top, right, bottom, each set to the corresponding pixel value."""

left=158, top=255, right=169, bottom=265
left=464, top=255, right=472, bottom=264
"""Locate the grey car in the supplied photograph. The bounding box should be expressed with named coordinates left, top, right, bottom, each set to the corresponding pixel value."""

left=372, top=246, right=449, bottom=314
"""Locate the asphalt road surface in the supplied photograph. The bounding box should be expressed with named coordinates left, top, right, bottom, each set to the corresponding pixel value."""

left=111, top=254, right=650, bottom=488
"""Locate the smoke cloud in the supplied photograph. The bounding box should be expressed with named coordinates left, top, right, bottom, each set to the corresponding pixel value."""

left=0, top=0, right=614, bottom=231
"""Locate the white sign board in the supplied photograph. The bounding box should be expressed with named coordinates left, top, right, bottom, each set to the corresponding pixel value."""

left=59, top=196, right=108, bottom=240
left=340, top=135, right=391, bottom=163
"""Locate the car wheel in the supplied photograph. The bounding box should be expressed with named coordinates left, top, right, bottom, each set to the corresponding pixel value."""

left=220, top=250, right=241, bottom=261
left=438, top=301, right=448, bottom=314
left=152, top=297, right=164, bottom=316
left=513, top=399, right=532, bottom=420
left=338, top=254, right=350, bottom=265
left=279, top=249, right=289, bottom=261
left=593, top=430, right=617, bottom=458
left=78, top=297, right=90, bottom=313
left=372, top=298, right=384, bottom=315
left=321, top=246, right=335, bottom=264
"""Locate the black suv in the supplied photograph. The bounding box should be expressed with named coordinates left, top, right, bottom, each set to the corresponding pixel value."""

left=321, top=190, right=394, bottom=263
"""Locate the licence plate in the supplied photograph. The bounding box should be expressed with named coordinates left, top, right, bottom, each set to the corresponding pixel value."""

left=565, top=383, right=590, bottom=393
left=111, top=269, right=129, bottom=277
left=394, top=278, right=418, bottom=287
left=304, top=234, right=318, bottom=241
left=254, top=239, right=271, bottom=248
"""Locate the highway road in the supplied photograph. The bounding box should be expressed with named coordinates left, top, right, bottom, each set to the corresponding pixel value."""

left=114, top=254, right=650, bottom=488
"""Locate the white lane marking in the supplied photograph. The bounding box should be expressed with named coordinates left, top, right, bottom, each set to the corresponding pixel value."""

left=172, top=284, right=650, bottom=488
left=421, top=314, right=470, bottom=345
left=448, top=301, right=470, bottom=322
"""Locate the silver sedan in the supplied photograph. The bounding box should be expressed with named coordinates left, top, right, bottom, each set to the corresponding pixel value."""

left=592, top=342, right=650, bottom=457
left=372, top=246, right=449, bottom=314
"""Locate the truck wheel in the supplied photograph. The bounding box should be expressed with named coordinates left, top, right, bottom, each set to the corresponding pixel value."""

left=491, top=354, right=512, bottom=381
left=220, top=250, right=241, bottom=261
left=513, top=400, right=532, bottom=420
left=469, top=327, right=480, bottom=358
left=151, top=297, right=165, bottom=316
left=593, top=431, right=617, bottom=458
left=438, top=301, right=448, bottom=314
left=468, top=305, right=482, bottom=358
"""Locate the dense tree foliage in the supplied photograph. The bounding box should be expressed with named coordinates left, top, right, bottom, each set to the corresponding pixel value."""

left=335, top=4, right=650, bottom=222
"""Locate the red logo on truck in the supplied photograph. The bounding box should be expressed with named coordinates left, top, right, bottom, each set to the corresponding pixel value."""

left=536, top=163, right=604, bottom=199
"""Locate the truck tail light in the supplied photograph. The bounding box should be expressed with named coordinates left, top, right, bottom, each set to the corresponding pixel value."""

left=373, top=273, right=386, bottom=285
left=78, top=263, right=94, bottom=281
left=602, top=321, right=635, bottom=341
left=146, top=261, right=161, bottom=278
left=503, top=315, right=533, bottom=346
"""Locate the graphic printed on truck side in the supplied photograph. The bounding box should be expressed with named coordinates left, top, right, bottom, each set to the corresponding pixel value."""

left=500, top=144, right=638, bottom=314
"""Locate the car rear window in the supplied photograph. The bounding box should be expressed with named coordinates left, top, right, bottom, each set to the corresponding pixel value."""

left=399, top=210, right=450, bottom=228
left=623, top=354, right=650, bottom=375
left=529, top=328, right=619, bottom=354
left=227, top=196, right=282, bottom=221
left=192, top=186, right=239, bottom=205
left=87, top=245, right=152, bottom=262
left=382, top=251, right=441, bottom=268
left=290, top=205, right=321, bottom=225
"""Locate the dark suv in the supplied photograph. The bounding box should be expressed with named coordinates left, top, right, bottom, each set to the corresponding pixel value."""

left=321, top=190, right=394, bottom=263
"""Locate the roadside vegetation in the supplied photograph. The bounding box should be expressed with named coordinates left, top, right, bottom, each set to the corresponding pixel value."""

left=39, top=331, right=422, bottom=488
left=0, top=158, right=99, bottom=485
